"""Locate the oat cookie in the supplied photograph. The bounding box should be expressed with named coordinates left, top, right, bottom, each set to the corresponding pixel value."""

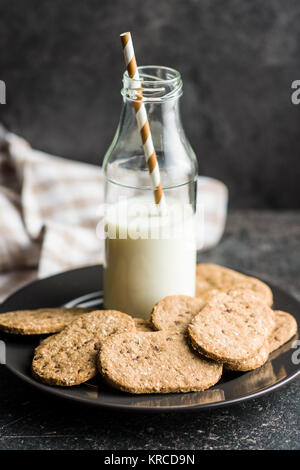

left=151, top=295, right=206, bottom=332
left=32, top=310, right=135, bottom=386
left=188, top=290, right=274, bottom=364
left=0, top=307, right=93, bottom=335
left=196, top=264, right=273, bottom=306
left=269, top=310, right=297, bottom=354
left=99, top=331, right=222, bottom=394
left=225, top=310, right=297, bottom=371
left=134, top=318, right=153, bottom=332
left=225, top=344, right=270, bottom=372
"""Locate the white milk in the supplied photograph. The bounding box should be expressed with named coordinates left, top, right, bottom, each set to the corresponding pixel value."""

left=103, top=197, right=196, bottom=319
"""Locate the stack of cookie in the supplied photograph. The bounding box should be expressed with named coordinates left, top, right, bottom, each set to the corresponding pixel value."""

left=0, top=264, right=297, bottom=394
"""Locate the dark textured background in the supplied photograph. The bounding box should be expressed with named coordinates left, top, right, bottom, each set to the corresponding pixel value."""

left=1, top=0, right=300, bottom=208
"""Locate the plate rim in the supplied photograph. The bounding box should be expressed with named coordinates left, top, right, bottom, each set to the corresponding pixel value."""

left=1, top=265, right=300, bottom=413
left=4, top=357, right=300, bottom=413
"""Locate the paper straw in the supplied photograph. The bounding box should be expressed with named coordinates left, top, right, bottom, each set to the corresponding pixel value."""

left=120, top=32, right=166, bottom=208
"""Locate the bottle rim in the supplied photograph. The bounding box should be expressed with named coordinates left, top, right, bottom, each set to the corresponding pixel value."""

left=122, top=65, right=183, bottom=101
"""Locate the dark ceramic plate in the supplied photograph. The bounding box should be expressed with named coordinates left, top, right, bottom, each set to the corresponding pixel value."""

left=1, top=265, right=299, bottom=412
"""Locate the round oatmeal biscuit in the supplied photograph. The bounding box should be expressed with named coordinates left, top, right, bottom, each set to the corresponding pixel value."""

left=225, top=344, right=270, bottom=372
left=269, top=310, right=298, bottom=354
left=99, top=331, right=222, bottom=394
left=0, top=307, right=93, bottom=335
left=196, top=264, right=273, bottom=307
left=32, top=310, right=135, bottom=386
left=225, top=310, right=298, bottom=371
left=188, top=290, right=274, bottom=364
left=134, top=318, right=153, bottom=332
left=151, top=295, right=206, bottom=333
left=225, top=310, right=297, bottom=371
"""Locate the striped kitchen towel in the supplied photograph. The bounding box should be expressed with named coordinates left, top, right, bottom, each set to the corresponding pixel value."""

left=0, top=126, right=104, bottom=301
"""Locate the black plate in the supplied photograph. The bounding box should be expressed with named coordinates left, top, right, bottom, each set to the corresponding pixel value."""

left=1, top=265, right=299, bottom=412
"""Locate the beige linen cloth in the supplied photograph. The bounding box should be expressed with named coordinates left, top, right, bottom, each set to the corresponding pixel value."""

left=0, top=127, right=103, bottom=302
left=0, top=126, right=227, bottom=303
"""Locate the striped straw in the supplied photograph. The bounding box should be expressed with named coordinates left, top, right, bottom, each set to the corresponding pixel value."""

left=120, top=32, right=166, bottom=208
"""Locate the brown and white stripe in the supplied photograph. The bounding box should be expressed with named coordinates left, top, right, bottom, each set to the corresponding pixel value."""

left=120, top=32, right=166, bottom=208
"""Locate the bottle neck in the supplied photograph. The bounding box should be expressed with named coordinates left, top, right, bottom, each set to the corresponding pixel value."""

left=118, top=91, right=184, bottom=153
left=119, top=65, right=185, bottom=151
left=103, top=66, right=198, bottom=191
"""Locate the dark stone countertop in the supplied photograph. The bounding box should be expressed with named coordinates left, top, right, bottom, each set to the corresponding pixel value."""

left=0, top=210, right=299, bottom=450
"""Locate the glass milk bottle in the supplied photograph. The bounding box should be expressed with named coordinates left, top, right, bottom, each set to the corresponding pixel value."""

left=103, top=66, right=198, bottom=319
